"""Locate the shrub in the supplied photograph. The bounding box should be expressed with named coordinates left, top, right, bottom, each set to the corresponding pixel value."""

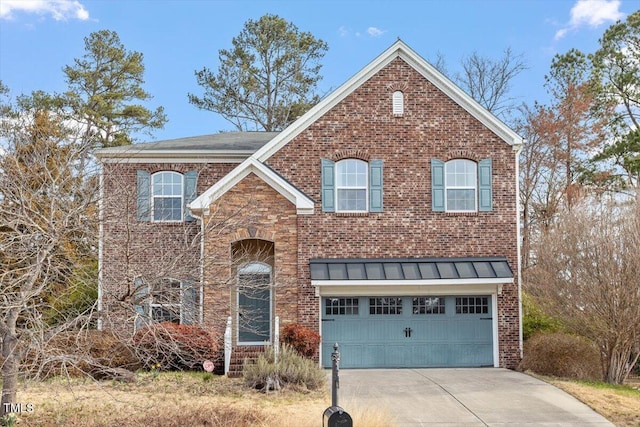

left=281, top=323, right=321, bottom=358
left=243, top=344, right=326, bottom=391
left=520, top=332, right=601, bottom=381
left=522, top=293, right=562, bottom=340
left=133, top=322, right=220, bottom=371
left=22, top=329, right=139, bottom=380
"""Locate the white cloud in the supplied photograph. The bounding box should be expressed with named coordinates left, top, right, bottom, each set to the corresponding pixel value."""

left=367, top=27, right=386, bottom=38
left=0, top=0, right=90, bottom=21
left=338, top=26, right=349, bottom=37
left=555, top=0, right=624, bottom=40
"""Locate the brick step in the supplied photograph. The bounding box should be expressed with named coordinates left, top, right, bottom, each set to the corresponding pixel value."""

left=227, top=346, right=267, bottom=377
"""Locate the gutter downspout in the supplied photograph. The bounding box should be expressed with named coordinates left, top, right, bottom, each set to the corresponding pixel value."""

left=188, top=205, right=206, bottom=324
left=97, top=163, right=104, bottom=331
left=514, top=140, right=525, bottom=360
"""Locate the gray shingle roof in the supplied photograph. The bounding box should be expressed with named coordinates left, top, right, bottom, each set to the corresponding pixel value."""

left=309, top=257, right=513, bottom=281
left=95, top=132, right=279, bottom=157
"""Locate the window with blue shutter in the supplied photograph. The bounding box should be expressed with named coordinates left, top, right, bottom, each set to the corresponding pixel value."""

left=321, top=159, right=335, bottom=212
left=432, top=158, right=493, bottom=212
left=322, top=158, right=384, bottom=213
left=136, top=170, right=151, bottom=222
left=133, top=277, right=149, bottom=332
left=181, top=281, right=197, bottom=325
left=431, top=159, right=445, bottom=212
left=136, top=170, right=198, bottom=222
left=184, top=171, right=198, bottom=221
left=369, top=159, right=384, bottom=212
left=478, top=158, right=492, bottom=211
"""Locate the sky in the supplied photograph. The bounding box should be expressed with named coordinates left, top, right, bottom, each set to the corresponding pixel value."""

left=0, top=0, right=636, bottom=142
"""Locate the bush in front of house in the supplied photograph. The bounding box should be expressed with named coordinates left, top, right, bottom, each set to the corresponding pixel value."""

left=280, top=323, right=321, bottom=358
left=243, top=344, right=326, bottom=391
left=133, top=322, right=220, bottom=371
left=520, top=331, right=601, bottom=381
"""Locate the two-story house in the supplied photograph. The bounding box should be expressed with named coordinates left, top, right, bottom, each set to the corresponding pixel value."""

left=96, top=40, right=523, bottom=370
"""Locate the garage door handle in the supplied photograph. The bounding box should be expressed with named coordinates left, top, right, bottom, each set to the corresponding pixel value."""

left=480, top=317, right=492, bottom=320
left=322, top=319, right=335, bottom=322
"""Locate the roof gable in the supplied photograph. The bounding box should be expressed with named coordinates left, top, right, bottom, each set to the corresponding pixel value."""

left=253, top=40, right=522, bottom=163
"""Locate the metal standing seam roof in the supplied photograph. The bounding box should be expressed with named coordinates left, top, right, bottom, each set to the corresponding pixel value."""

left=309, top=257, right=513, bottom=281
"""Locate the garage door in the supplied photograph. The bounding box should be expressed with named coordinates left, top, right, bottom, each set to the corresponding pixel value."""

left=321, top=295, right=493, bottom=368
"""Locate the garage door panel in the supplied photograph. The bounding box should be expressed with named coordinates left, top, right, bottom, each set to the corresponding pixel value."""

left=322, top=295, right=493, bottom=368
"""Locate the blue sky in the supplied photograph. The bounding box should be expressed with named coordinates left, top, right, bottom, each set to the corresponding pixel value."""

left=0, top=0, right=635, bottom=141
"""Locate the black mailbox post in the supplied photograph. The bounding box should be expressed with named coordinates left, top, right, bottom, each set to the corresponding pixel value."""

left=323, top=343, right=352, bottom=427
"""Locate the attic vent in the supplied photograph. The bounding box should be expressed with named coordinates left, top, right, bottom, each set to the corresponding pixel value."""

left=392, top=91, right=404, bottom=115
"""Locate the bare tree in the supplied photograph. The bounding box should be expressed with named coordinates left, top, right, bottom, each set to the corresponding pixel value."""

left=456, top=48, right=527, bottom=121
left=0, top=95, right=99, bottom=414
left=527, top=198, right=640, bottom=384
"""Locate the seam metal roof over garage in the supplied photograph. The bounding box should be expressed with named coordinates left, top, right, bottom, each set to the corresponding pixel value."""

left=309, top=257, right=513, bottom=281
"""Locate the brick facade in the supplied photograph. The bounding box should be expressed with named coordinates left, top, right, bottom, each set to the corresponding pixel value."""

left=99, top=48, right=521, bottom=369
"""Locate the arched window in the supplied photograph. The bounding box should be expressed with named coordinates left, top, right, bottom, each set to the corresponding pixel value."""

left=151, top=171, right=183, bottom=221
left=445, top=159, right=477, bottom=211
left=336, top=159, right=368, bottom=212
left=392, top=90, right=404, bottom=115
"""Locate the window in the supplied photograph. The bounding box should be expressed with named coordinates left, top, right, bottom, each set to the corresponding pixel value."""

left=150, top=278, right=182, bottom=323
left=455, top=296, right=489, bottom=314
left=369, top=297, right=402, bottom=315
left=133, top=277, right=197, bottom=331
left=412, top=297, right=445, bottom=314
left=136, top=170, right=198, bottom=222
left=336, top=159, right=368, bottom=211
left=325, top=297, right=359, bottom=315
left=445, top=159, right=477, bottom=211
left=152, top=171, right=183, bottom=221
left=392, top=91, right=404, bottom=115
left=431, top=158, right=492, bottom=212
left=237, top=262, right=272, bottom=343
left=321, top=158, right=383, bottom=213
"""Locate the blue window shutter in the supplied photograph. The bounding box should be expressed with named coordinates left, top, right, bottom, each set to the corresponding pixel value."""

left=321, top=159, right=335, bottom=212
left=478, top=158, right=492, bottom=211
left=133, top=277, right=149, bottom=332
left=369, top=159, right=384, bottom=212
left=136, top=170, right=151, bottom=222
left=182, top=281, right=197, bottom=325
left=431, top=159, right=445, bottom=212
left=184, top=171, right=198, bottom=221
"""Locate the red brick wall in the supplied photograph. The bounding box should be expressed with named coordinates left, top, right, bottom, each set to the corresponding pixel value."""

left=266, top=57, right=521, bottom=368
left=100, top=161, right=237, bottom=333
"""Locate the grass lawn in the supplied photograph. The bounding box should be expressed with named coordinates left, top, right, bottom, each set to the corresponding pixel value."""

left=6, top=371, right=639, bottom=426
left=543, top=376, right=640, bottom=427
left=12, top=372, right=394, bottom=427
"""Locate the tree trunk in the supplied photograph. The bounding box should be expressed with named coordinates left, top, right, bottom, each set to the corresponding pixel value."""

left=1, top=331, right=18, bottom=416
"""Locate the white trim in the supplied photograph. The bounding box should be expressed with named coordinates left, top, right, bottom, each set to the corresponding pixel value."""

left=189, top=157, right=314, bottom=215
left=312, top=283, right=506, bottom=298
left=151, top=171, right=184, bottom=222
left=515, top=144, right=524, bottom=358
left=335, top=159, right=368, bottom=213
left=445, top=159, right=477, bottom=213
left=99, top=156, right=247, bottom=164
left=492, top=293, right=499, bottom=367
left=252, top=40, right=521, bottom=164
left=97, top=166, right=104, bottom=331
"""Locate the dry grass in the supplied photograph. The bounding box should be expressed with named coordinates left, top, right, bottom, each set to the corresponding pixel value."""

left=13, top=372, right=395, bottom=427
left=544, top=377, right=640, bottom=427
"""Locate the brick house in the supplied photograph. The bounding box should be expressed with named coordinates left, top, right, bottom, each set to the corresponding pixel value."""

left=96, top=40, right=523, bottom=370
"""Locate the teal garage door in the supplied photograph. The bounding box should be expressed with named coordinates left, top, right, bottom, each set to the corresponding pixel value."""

left=321, top=296, right=493, bottom=368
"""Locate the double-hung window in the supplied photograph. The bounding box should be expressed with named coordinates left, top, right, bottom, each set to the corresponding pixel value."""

left=321, top=158, right=384, bottom=213
left=431, top=158, right=492, bottom=212
left=133, top=277, right=197, bottom=331
left=152, top=171, right=183, bottom=221
left=445, top=159, right=477, bottom=211
left=336, top=159, right=368, bottom=212
left=136, top=170, right=198, bottom=222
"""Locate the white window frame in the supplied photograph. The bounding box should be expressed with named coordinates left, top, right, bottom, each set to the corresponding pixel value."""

left=237, top=262, right=273, bottom=345
left=149, top=278, right=182, bottom=324
left=335, top=159, right=368, bottom=213
left=445, top=159, right=477, bottom=212
left=151, top=171, right=184, bottom=222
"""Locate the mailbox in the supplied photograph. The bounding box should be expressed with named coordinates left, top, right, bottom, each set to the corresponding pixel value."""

left=323, top=406, right=353, bottom=427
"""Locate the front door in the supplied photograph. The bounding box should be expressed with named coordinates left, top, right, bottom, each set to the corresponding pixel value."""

left=237, top=263, right=272, bottom=344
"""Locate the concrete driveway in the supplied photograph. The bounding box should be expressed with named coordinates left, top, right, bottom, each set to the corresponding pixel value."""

left=332, top=368, right=612, bottom=426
